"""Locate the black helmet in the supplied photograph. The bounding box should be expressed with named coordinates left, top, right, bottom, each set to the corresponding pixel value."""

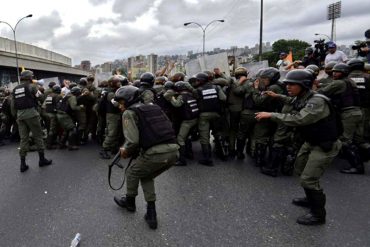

left=332, top=63, right=350, bottom=76
left=79, top=77, right=87, bottom=86
left=305, top=64, right=320, bottom=76
left=283, top=69, right=314, bottom=89
left=114, top=85, right=139, bottom=107
left=260, top=67, right=280, bottom=83
left=69, top=82, right=78, bottom=89
left=132, top=80, right=141, bottom=88
left=196, top=72, right=209, bottom=84
left=116, top=75, right=129, bottom=86
left=347, top=58, right=365, bottom=71
left=20, top=70, right=34, bottom=81
left=48, top=81, right=56, bottom=88
left=174, top=81, right=187, bottom=92
left=305, top=47, right=314, bottom=55
left=70, top=87, right=81, bottom=96
left=52, top=85, right=61, bottom=94
left=324, top=61, right=337, bottom=70
left=164, top=81, right=174, bottom=90
left=234, top=67, right=248, bottom=79
left=188, top=75, right=197, bottom=86
left=140, top=72, right=155, bottom=87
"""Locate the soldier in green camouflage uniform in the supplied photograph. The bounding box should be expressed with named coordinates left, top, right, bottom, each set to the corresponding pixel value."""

left=256, top=69, right=341, bottom=226
left=11, top=70, right=52, bottom=172
left=113, top=85, right=178, bottom=230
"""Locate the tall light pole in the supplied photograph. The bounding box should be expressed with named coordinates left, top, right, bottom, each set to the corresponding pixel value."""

left=0, top=14, right=33, bottom=83
left=259, top=0, right=263, bottom=61
left=315, top=33, right=331, bottom=41
left=184, top=19, right=225, bottom=57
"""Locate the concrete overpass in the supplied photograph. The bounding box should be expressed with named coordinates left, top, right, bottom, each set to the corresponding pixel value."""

left=0, top=37, right=88, bottom=85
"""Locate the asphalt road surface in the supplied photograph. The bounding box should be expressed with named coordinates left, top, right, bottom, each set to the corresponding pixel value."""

left=0, top=141, right=369, bottom=247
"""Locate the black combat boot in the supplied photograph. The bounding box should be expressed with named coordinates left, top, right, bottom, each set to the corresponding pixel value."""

left=340, top=145, right=365, bottom=174
left=113, top=196, right=136, bottom=212
left=292, top=188, right=311, bottom=208
left=214, top=136, right=227, bottom=161
left=296, top=189, right=326, bottom=225
left=261, top=146, right=285, bottom=177
left=68, top=132, right=79, bottom=151
left=255, top=143, right=267, bottom=167
left=175, top=145, right=187, bottom=166
left=46, top=134, right=56, bottom=150
left=145, top=201, right=158, bottom=229
left=99, top=149, right=111, bottom=159
left=199, top=144, right=214, bottom=166
left=236, top=139, right=245, bottom=160
left=185, top=138, right=194, bottom=160
left=38, top=152, right=52, bottom=167
left=20, top=156, right=29, bottom=173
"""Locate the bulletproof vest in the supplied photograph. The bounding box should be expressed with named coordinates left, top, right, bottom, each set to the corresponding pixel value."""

left=57, top=95, right=72, bottom=115
left=45, top=94, right=60, bottom=113
left=179, top=92, right=199, bottom=120
left=197, top=83, right=221, bottom=113
left=155, top=91, right=172, bottom=114
left=296, top=93, right=340, bottom=145
left=128, top=103, right=176, bottom=151
left=348, top=71, right=370, bottom=107
left=12, top=84, right=37, bottom=110
left=330, top=79, right=360, bottom=110
left=104, top=89, right=120, bottom=114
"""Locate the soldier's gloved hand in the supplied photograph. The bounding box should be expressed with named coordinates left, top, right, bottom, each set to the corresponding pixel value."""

left=120, top=147, right=129, bottom=159
left=265, top=91, right=278, bottom=98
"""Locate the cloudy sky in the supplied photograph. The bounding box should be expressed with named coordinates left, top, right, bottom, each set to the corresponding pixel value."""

left=0, top=0, right=368, bottom=66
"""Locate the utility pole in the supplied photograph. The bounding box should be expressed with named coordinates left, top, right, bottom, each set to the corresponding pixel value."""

left=259, top=0, right=263, bottom=61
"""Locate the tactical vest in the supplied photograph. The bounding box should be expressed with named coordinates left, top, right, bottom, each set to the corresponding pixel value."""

left=57, top=95, right=72, bottom=115
left=45, top=94, right=59, bottom=113
left=12, top=84, right=36, bottom=110
left=349, top=71, right=370, bottom=107
left=104, top=89, right=120, bottom=114
left=197, top=83, right=221, bottom=113
left=155, top=92, right=172, bottom=114
left=331, top=79, right=360, bottom=110
left=179, top=93, right=199, bottom=120
left=296, top=93, right=340, bottom=146
left=128, top=103, right=176, bottom=151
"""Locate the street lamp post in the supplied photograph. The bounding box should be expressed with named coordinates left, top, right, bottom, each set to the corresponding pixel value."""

left=0, top=14, right=33, bottom=84
left=184, top=19, right=224, bottom=57
left=315, top=33, right=331, bottom=41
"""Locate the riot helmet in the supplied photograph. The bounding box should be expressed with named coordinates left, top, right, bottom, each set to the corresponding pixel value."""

left=260, top=67, right=280, bottom=84
left=234, top=67, right=248, bottom=79
left=332, top=63, right=350, bottom=76
left=70, top=87, right=81, bottom=96
left=114, top=85, right=139, bottom=107
left=48, top=81, right=56, bottom=88
left=283, top=69, right=314, bottom=89
left=140, top=72, right=155, bottom=87
left=79, top=77, right=88, bottom=86
left=305, top=64, right=320, bottom=76
left=52, top=85, right=61, bottom=94
left=347, top=58, right=365, bottom=71
left=196, top=72, right=209, bottom=84
left=164, top=81, right=174, bottom=90
left=20, top=70, right=34, bottom=81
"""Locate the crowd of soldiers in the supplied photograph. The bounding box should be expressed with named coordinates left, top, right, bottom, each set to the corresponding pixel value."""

left=1, top=52, right=370, bottom=227
left=1, top=59, right=370, bottom=175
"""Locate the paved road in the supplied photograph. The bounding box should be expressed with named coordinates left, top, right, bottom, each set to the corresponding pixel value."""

left=0, top=142, right=369, bottom=247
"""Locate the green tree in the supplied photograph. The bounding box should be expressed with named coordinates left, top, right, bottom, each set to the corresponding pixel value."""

left=255, top=39, right=311, bottom=66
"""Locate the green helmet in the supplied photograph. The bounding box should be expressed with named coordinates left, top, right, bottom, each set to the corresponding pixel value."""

left=260, top=67, right=280, bottom=84
left=305, top=65, right=320, bottom=76
left=52, top=85, right=61, bottom=94
left=70, top=87, right=81, bottom=96
left=283, top=69, right=314, bottom=89
left=332, top=63, right=350, bottom=76
left=234, top=67, right=248, bottom=79
left=324, top=61, right=337, bottom=70
left=20, top=70, right=34, bottom=80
